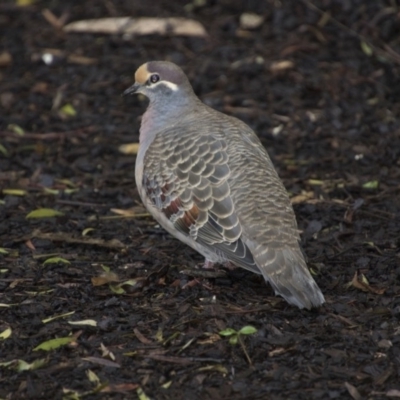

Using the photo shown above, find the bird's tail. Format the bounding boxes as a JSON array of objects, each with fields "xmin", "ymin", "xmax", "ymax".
[{"xmin": 259, "ymin": 247, "xmax": 325, "ymax": 309}]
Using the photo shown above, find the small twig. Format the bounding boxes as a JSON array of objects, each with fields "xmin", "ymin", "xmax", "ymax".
[
  {"xmin": 238, "ymin": 335, "xmax": 253, "ymax": 366},
  {"xmin": 142, "ymin": 354, "xmax": 224, "ymax": 364},
  {"xmin": 56, "ymin": 199, "xmax": 108, "ymax": 208},
  {"xmin": 42, "ymin": 9, "xmax": 69, "ymax": 30},
  {"xmin": 94, "ymin": 214, "xmax": 151, "ymax": 220}
]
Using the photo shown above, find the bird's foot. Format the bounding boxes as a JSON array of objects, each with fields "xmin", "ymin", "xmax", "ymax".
[
  {"xmin": 222, "ymin": 261, "xmax": 237, "ymax": 271},
  {"xmin": 202, "ymin": 259, "xmax": 216, "ymax": 269}
]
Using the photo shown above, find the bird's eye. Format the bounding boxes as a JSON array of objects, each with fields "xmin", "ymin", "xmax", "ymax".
[{"xmin": 150, "ymin": 74, "xmax": 160, "ymax": 84}]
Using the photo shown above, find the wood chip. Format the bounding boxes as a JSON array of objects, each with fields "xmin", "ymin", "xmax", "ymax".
[{"xmin": 64, "ymin": 17, "xmax": 208, "ymax": 38}]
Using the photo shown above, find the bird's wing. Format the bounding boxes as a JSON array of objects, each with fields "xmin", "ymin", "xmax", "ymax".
[
  {"xmin": 224, "ymin": 119, "xmax": 325, "ymax": 309},
  {"xmin": 142, "ymin": 132, "xmax": 259, "ymax": 274}
]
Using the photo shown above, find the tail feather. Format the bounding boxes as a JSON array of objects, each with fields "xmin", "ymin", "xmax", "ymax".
[{"xmin": 258, "ymin": 247, "xmax": 325, "ymax": 309}]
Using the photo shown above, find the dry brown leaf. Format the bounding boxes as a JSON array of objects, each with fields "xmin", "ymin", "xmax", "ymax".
[
  {"xmin": 345, "ymin": 381, "xmax": 362, "ymax": 400},
  {"xmin": 110, "ymin": 207, "xmax": 149, "ymax": 218},
  {"xmin": 197, "ymin": 333, "xmax": 220, "ymax": 345},
  {"xmin": 38, "ymin": 48, "xmax": 97, "ymax": 65},
  {"xmin": 268, "ymin": 346, "xmax": 296, "ymax": 357},
  {"xmin": 100, "ymin": 383, "xmax": 139, "ymax": 393},
  {"xmin": 349, "ymin": 271, "xmax": 386, "ymax": 295},
  {"xmin": 42, "ymin": 9, "xmax": 65, "ymax": 30},
  {"xmin": 91, "ymin": 271, "xmax": 119, "ymax": 286},
  {"xmin": 25, "ymin": 240, "xmax": 36, "ymax": 251},
  {"xmin": 134, "ymin": 328, "xmax": 153, "ymax": 344},
  {"xmin": 64, "ymin": 17, "xmax": 208, "ymax": 38},
  {"xmin": 67, "ymin": 54, "xmax": 97, "ymax": 65},
  {"xmin": 82, "ymin": 356, "xmax": 120, "ymax": 368},
  {"xmin": 290, "ymin": 191, "xmax": 314, "ymax": 204},
  {"xmin": 270, "ymin": 60, "xmax": 295, "ymax": 73}
]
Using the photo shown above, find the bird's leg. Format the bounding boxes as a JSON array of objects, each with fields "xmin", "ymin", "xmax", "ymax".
[
  {"xmin": 202, "ymin": 259, "xmax": 216, "ymax": 269},
  {"xmin": 179, "ymin": 258, "xmax": 225, "ymax": 287},
  {"xmin": 223, "ymin": 261, "xmax": 237, "ymax": 270}
]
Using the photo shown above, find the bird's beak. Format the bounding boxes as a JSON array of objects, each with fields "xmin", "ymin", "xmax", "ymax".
[{"xmin": 123, "ymin": 82, "xmax": 141, "ymax": 96}]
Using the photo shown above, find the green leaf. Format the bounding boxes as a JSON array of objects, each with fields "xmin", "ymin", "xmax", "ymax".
[
  {"xmin": 42, "ymin": 311, "xmax": 75, "ymax": 324},
  {"xmin": 137, "ymin": 387, "xmax": 151, "ymax": 400},
  {"xmin": 307, "ymin": 179, "xmax": 324, "ymax": 186},
  {"xmin": 239, "ymin": 326, "xmax": 257, "ymax": 335},
  {"xmin": 0, "ymin": 248, "xmax": 9, "ymax": 254},
  {"xmin": 64, "ymin": 188, "xmax": 78, "ymax": 194},
  {"xmin": 60, "ymin": 103, "xmax": 77, "ymax": 117},
  {"xmin": 68, "ymin": 319, "xmax": 97, "ymax": 327},
  {"xmin": 109, "ymin": 284, "xmax": 125, "ymax": 294},
  {"xmin": 7, "ymin": 123, "xmax": 25, "ymax": 135},
  {"xmin": 0, "ymin": 327, "xmax": 12, "ymax": 340},
  {"xmin": 119, "ymin": 279, "xmax": 139, "ymax": 287},
  {"xmin": 42, "ymin": 188, "xmax": 60, "ymax": 195},
  {"xmin": 26, "ymin": 208, "xmax": 64, "ymax": 218},
  {"xmin": 219, "ymin": 328, "xmax": 237, "ymax": 337},
  {"xmin": 101, "ymin": 264, "xmax": 110, "ymax": 272},
  {"xmin": 362, "ymin": 180, "xmax": 379, "ymax": 189},
  {"xmin": 25, "ymin": 289, "xmax": 54, "ymax": 295},
  {"xmin": 2, "ymin": 189, "xmax": 27, "ymax": 196},
  {"xmin": 82, "ymin": 228, "xmax": 95, "ymax": 236},
  {"xmin": 43, "ymin": 257, "xmax": 70, "ymax": 265},
  {"xmin": 229, "ymin": 335, "xmax": 238, "ymax": 345},
  {"xmin": 0, "ymin": 360, "xmax": 16, "ymax": 368},
  {"xmin": 56, "ymin": 178, "xmax": 77, "ymax": 187},
  {"xmin": 0, "ymin": 358, "xmax": 46, "ymax": 373},
  {"xmin": 198, "ymin": 364, "xmax": 228, "ymax": 374},
  {"xmin": 33, "ymin": 336, "xmax": 74, "ymax": 351},
  {"xmin": 360, "ymin": 273, "xmax": 369, "ymax": 285},
  {"xmin": 61, "ymin": 388, "xmax": 80, "ymax": 400},
  {"xmin": 86, "ymin": 369, "xmax": 100, "ymax": 384},
  {"xmin": 360, "ymin": 41, "xmax": 373, "ymax": 56},
  {"xmin": 0, "ymin": 143, "xmax": 8, "ymax": 156},
  {"xmin": 17, "ymin": 358, "xmax": 46, "ymax": 371},
  {"xmin": 161, "ymin": 380, "xmax": 172, "ymax": 389},
  {"xmin": 155, "ymin": 328, "xmax": 163, "ymax": 343}
]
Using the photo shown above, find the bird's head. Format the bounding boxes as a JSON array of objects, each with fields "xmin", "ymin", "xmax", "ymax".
[{"xmin": 124, "ymin": 61, "xmax": 195, "ymax": 105}]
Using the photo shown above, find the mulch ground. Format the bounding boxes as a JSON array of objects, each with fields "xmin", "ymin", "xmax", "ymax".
[{"xmin": 1, "ymin": 1, "xmax": 400, "ymax": 399}]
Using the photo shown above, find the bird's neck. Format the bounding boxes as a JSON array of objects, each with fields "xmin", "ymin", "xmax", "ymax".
[{"xmin": 139, "ymin": 97, "xmax": 200, "ymax": 143}]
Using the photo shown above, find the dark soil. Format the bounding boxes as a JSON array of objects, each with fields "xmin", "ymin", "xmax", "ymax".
[{"xmin": 1, "ymin": 1, "xmax": 400, "ymax": 399}]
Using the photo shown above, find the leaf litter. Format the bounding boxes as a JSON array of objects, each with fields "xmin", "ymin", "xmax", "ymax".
[{"xmin": 1, "ymin": 1, "xmax": 399, "ymax": 399}]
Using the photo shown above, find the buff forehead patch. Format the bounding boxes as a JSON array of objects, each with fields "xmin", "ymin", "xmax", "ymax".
[{"xmin": 135, "ymin": 64, "xmax": 150, "ymax": 84}]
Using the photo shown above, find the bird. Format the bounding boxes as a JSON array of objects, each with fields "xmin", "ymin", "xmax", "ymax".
[{"xmin": 123, "ymin": 60, "xmax": 325, "ymax": 309}]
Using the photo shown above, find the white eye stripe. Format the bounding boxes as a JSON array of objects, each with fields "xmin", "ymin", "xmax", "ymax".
[{"xmin": 150, "ymin": 81, "xmax": 178, "ymax": 91}]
